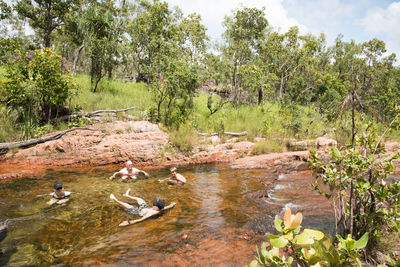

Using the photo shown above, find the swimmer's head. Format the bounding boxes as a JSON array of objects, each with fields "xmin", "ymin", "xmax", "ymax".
[
  {"xmin": 153, "ymin": 198, "xmax": 165, "ymax": 210},
  {"xmin": 54, "ymin": 182, "xmax": 62, "ymax": 190}
]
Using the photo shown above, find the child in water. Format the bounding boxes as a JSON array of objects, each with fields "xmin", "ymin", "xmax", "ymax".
[{"xmin": 47, "ymin": 182, "xmax": 71, "ymax": 205}]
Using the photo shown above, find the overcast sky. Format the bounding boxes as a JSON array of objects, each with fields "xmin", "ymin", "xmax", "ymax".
[{"xmin": 165, "ymin": 0, "xmax": 400, "ymax": 59}]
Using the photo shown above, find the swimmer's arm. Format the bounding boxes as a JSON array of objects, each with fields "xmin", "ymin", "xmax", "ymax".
[
  {"xmin": 119, "ymin": 213, "xmax": 156, "ymax": 226},
  {"xmin": 109, "ymin": 172, "xmax": 121, "ymax": 180},
  {"xmin": 139, "ymin": 170, "xmax": 149, "ymax": 177},
  {"xmin": 119, "ymin": 203, "xmax": 176, "ymax": 227}
]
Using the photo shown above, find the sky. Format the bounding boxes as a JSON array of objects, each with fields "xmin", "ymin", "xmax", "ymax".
[{"xmin": 165, "ymin": 0, "xmax": 400, "ymax": 59}]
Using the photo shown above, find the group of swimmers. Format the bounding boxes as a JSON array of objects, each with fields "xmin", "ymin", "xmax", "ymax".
[{"xmin": 48, "ymin": 160, "xmax": 186, "ymax": 226}]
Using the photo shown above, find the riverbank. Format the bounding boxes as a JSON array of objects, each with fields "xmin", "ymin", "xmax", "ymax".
[{"xmin": 0, "ymin": 120, "xmax": 398, "ymax": 182}]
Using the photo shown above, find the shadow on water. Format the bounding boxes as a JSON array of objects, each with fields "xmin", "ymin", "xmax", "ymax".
[{"xmin": 0, "ymin": 164, "xmax": 334, "ymax": 266}]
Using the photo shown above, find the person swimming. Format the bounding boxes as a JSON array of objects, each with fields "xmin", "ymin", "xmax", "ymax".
[
  {"xmin": 159, "ymin": 167, "xmax": 187, "ymax": 185},
  {"xmin": 47, "ymin": 182, "xmax": 71, "ymax": 205},
  {"xmin": 110, "ymin": 189, "xmax": 175, "ymax": 226},
  {"xmin": 109, "ymin": 160, "xmax": 149, "ymax": 181}
]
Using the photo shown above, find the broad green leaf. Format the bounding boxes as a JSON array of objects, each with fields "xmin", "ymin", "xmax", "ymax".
[
  {"xmin": 294, "ymin": 232, "xmax": 315, "ymax": 245},
  {"xmin": 303, "ymin": 229, "xmax": 325, "ymax": 241},
  {"xmin": 261, "ymin": 242, "xmax": 268, "ymax": 257},
  {"xmin": 353, "ymin": 232, "xmax": 368, "ymax": 250},
  {"xmin": 267, "ymin": 234, "xmax": 279, "ymax": 240},
  {"xmin": 274, "ymin": 218, "xmax": 283, "ymax": 232},
  {"xmin": 269, "ymin": 236, "xmax": 289, "ymax": 248},
  {"xmin": 294, "ymin": 225, "xmax": 302, "ymax": 234},
  {"xmin": 282, "ymin": 232, "xmax": 293, "ymax": 241}
]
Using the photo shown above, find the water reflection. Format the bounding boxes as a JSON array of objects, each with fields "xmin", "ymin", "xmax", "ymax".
[{"xmin": 0, "ymin": 165, "xmax": 334, "ymax": 266}]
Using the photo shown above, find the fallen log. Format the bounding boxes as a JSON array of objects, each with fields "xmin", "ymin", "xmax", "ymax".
[
  {"xmin": 196, "ymin": 131, "xmax": 248, "ymax": 136},
  {"xmin": 55, "ymin": 106, "xmax": 142, "ymax": 122},
  {"xmin": 0, "ymin": 127, "xmax": 102, "ymax": 152}
]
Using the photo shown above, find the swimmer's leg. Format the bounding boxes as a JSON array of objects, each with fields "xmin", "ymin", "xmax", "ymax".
[
  {"xmin": 123, "ymin": 189, "xmax": 146, "ymax": 205},
  {"xmin": 110, "ymin": 193, "xmax": 134, "ymax": 210}
]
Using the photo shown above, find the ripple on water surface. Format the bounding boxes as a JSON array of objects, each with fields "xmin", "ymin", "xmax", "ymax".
[{"xmin": 0, "ymin": 165, "xmax": 333, "ymax": 266}]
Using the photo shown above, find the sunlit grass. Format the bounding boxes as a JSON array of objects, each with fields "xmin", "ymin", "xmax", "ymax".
[
  {"xmin": 71, "ymin": 75, "xmax": 153, "ymax": 117},
  {"xmin": 191, "ymin": 93, "xmax": 331, "ymax": 142}
]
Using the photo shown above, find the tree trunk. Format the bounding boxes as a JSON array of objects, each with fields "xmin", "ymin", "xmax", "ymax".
[
  {"xmin": 258, "ymin": 87, "xmax": 263, "ymax": 106},
  {"xmin": 44, "ymin": 1, "xmax": 53, "ymax": 47},
  {"xmin": 351, "ymin": 92, "xmax": 355, "ymax": 148},
  {"xmin": 72, "ymin": 43, "xmax": 85, "ymax": 74}
]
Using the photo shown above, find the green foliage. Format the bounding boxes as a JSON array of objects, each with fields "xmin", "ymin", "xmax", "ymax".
[
  {"xmin": 250, "ymin": 208, "xmax": 368, "ymax": 267},
  {"xmin": 168, "ymin": 122, "xmax": 198, "ymax": 153},
  {"xmin": 309, "ymin": 132, "xmax": 400, "ymax": 253},
  {"xmin": 2, "ymin": 48, "xmax": 75, "ymax": 137},
  {"xmin": 14, "ymin": 0, "xmax": 80, "ymax": 47},
  {"xmin": 82, "ymin": 0, "xmax": 122, "ymax": 92}
]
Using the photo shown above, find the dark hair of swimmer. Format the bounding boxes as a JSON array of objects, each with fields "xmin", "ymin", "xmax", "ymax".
[
  {"xmin": 153, "ymin": 198, "xmax": 165, "ymax": 210},
  {"xmin": 54, "ymin": 182, "xmax": 63, "ymax": 190}
]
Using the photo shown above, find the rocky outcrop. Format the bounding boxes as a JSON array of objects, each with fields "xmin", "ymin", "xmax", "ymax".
[
  {"xmin": 230, "ymin": 151, "xmax": 310, "ymax": 172},
  {"xmin": 1, "ymin": 121, "xmax": 168, "ymax": 166},
  {"xmin": 3, "ymin": 119, "xmax": 398, "ymax": 181},
  {"xmin": 0, "ymin": 121, "xmax": 258, "ymax": 180},
  {"xmin": 288, "ymin": 137, "xmax": 337, "ymax": 150}
]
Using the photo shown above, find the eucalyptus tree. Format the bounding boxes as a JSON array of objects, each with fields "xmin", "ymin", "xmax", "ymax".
[
  {"xmin": 126, "ymin": 0, "xmax": 207, "ymax": 126},
  {"xmin": 14, "ymin": 0, "xmax": 80, "ymax": 47},
  {"xmin": 81, "ymin": 0, "xmax": 123, "ymax": 92},
  {"xmin": 222, "ymin": 6, "xmax": 269, "ymax": 106},
  {"xmin": 126, "ymin": 0, "xmax": 173, "ymax": 83},
  {"xmin": 332, "ymin": 37, "xmax": 396, "ymax": 146}
]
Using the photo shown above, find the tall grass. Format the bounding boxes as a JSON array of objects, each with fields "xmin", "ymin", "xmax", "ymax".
[
  {"xmin": 71, "ymin": 75, "xmax": 153, "ymax": 117},
  {"xmin": 191, "ymin": 93, "xmax": 331, "ymax": 141}
]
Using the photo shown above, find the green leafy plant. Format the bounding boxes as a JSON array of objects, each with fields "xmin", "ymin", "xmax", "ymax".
[
  {"xmin": 308, "ymin": 132, "xmax": 400, "ymax": 254},
  {"xmin": 249, "ymin": 208, "xmax": 369, "ymax": 267}
]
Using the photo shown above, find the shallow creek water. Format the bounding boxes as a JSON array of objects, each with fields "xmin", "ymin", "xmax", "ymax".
[{"xmin": 0, "ymin": 164, "xmax": 333, "ymax": 266}]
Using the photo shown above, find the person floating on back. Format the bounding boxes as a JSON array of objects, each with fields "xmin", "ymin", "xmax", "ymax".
[
  {"xmin": 110, "ymin": 189, "xmax": 175, "ymax": 226},
  {"xmin": 109, "ymin": 160, "xmax": 149, "ymax": 181},
  {"xmin": 159, "ymin": 167, "xmax": 187, "ymax": 185},
  {"xmin": 47, "ymin": 182, "xmax": 71, "ymax": 205}
]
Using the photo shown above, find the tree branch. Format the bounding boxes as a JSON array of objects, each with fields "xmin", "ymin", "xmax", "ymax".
[{"xmin": 0, "ymin": 127, "xmax": 102, "ymax": 153}]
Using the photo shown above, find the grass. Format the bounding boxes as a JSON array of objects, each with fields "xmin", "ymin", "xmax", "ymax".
[
  {"xmin": 71, "ymin": 75, "xmax": 153, "ymax": 118},
  {"xmin": 168, "ymin": 122, "xmax": 198, "ymax": 154},
  {"xmin": 191, "ymin": 92, "xmax": 332, "ymax": 142}
]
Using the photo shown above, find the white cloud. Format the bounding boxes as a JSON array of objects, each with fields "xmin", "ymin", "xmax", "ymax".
[
  {"xmin": 166, "ymin": 0, "xmax": 308, "ymax": 41},
  {"xmin": 361, "ymin": 2, "xmax": 400, "ymax": 57}
]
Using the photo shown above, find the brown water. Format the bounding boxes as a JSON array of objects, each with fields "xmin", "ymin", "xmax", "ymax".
[{"xmin": 0, "ymin": 164, "xmax": 333, "ymax": 266}]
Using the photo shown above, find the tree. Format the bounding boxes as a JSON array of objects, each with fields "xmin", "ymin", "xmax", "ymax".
[
  {"xmin": 3, "ymin": 48, "xmax": 75, "ymax": 137},
  {"xmin": 127, "ymin": 0, "xmax": 175, "ymax": 83},
  {"xmin": 14, "ymin": 0, "xmax": 80, "ymax": 47},
  {"xmin": 222, "ymin": 7, "xmax": 268, "ymax": 106},
  {"xmin": 332, "ymin": 37, "xmax": 395, "ymax": 147},
  {"xmin": 82, "ymin": 0, "xmax": 121, "ymax": 92}
]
